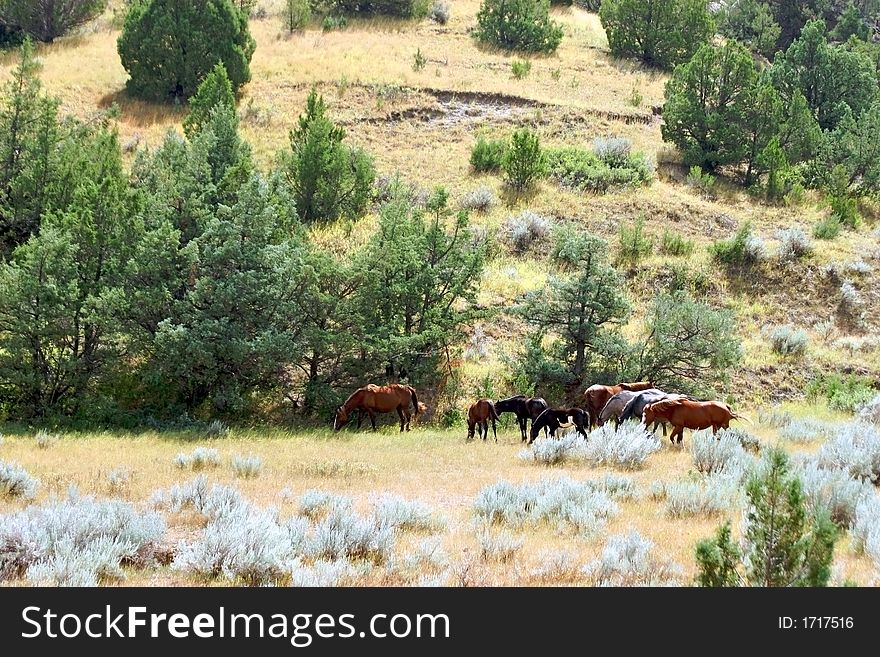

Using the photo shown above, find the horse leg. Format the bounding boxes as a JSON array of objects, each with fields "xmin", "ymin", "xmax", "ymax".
[
  {"xmin": 356, "ymin": 411, "xmax": 364, "ymax": 430},
  {"xmin": 396, "ymin": 407, "xmax": 406, "ymax": 432},
  {"xmin": 482, "ymin": 420, "xmax": 489, "ymax": 441},
  {"xmin": 491, "ymin": 418, "xmax": 497, "ymax": 442},
  {"xmin": 519, "ymin": 417, "xmax": 527, "ymax": 442},
  {"xmin": 368, "ymin": 410, "xmax": 377, "ymax": 431}
]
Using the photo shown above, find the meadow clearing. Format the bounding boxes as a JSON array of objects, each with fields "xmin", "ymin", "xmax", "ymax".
[{"xmin": 1, "ymin": 2, "xmax": 880, "ymax": 587}]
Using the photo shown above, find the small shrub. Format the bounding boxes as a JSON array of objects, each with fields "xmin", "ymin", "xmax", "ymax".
[
  {"xmin": 473, "ymin": 476, "xmax": 618, "ymax": 537},
  {"xmin": 107, "ymin": 467, "xmax": 130, "ymax": 493},
  {"xmin": 0, "ymin": 460, "xmax": 39, "ymax": 499},
  {"xmin": 660, "ymin": 474, "xmax": 742, "ymax": 518},
  {"xmin": 204, "ymin": 419, "xmax": 230, "ymax": 438},
  {"xmin": 297, "ymin": 489, "xmax": 353, "ymax": 519},
  {"xmin": 518, "ymin": 433, "xmax": 588, "ymax": 466},
  {"xmin": 470, "ymin": 137, "xmax": 507, "ymax": 173},
  {"xmin": 709, "ymin": 223, "xmax": 765, "ymax": 267},
  {"xmin": 617, "ymin": 216, "xmax": 653, "ymax": 267},
  {"xmin": 627, "ymin": 83, "xmax": 643, "ymax": 107},
  {"xmin": 372, "ymin": 494, "xmax": 445, "ymax": 532},
  {"xmin": 766, "ymin": 324, "xmax": 808, "ymax": 357},
  {"xmin": 528, "ymin": 549, "xmax": 583, "ymax": 583},
  {"xmin": 778, "ymin": 418, "xmax": 836, "ymax": 443},
  {"xmin": 806, "ymin": 374, "xmax": 875, "ymax": 413},
  {"xmin": 151, "ymin": 477, "xmax": 246, "ymax": 519},
  {"xmin": 231, "ymin": 454, "xmax": 263, "ymax": 478},
  {"xmin": 584, "ymin": 423, "xmax": 661, "ymax": 470},
  {"xmin": 322, "ymin": 14, "xmax": 347, "ymax": 31},
  {"xmin": 35, "ymin": 430, "xmax": 58, "ymax": 449},
  {"xmin": 690, "ymin": 430, "xmax": 752, "ymax": 477},
  {"xmin": 458, "ymin": 185, "xmax": 498, "ymax": 212},
  {"xmin": 475, "ymin": 0, "xmax": 564, "ymax": 53},
  {"xmin": 776, "ymin": 227, "xmax": 812, "ymax": 262},
  {"xmin": 799, "ymin": 461, "xmax": 871, "ymax": 528},
  {"xmin": 475, "ymin": 522, "xmax": 524, "ymax": 562},
  {"xmin": 846, "ymin": 260, "xmax": 874, "ymax": 276},
  {"xmin": 511, "ymin": 59, "xmax": 531, "ymax": 79},
  {"xmin": 758, "ymin": 407, "xmax": 793, "ymax": 429},
  {"xmin": 583, "ymin": 531, "xmax": 682, "ymax": 586},
  {"xmin": 815, "ymin": 421, "xmax": 880, "ymax": 483},
  {"xmin": 813, "ymin": 215, "xmax": 842, "ymax": 240},
  {"xmin": 503, "ymin": 210, "xmax": 554, "ymax": 254},
  {"xmin": 412, "ymin": 48, "xmax": 427, "ymax": 71},
  {"xmin": 309, "ymin": 508, "xmax": 395, "ymax": 564},
  {"xmin": 502, "ymin": 129, "xmax": 546, "ymax": 192},
  {"xmin": 686, "ymin": 166, "xmax": 715, "ymax": 197},
  {"xmin": 858, "ymin": 394, "xmax": 880, "ymax": 425},
  {"xmin": 660, "ymin": 230, "xmax": 695, "ymax": 257},
  {"xmin": 290, "ymin": 558, "xmax": 363, "ymax": 587},
  {"xmin": 283, "ymin": 0, "xmax": 311, "ymax": 32},
  {"xmin": 851, "ymin": 496, "xmax": 880, "ymax": 571},
  {"xmin": 593, "ymin": 137, "xmax": 632, "ymax": 168},
  {"xmin": 429, "ymin": 0, "xmax": 450, "ymax": 24},
  {"xmin": 175, "ymin": 447, "xmax": 221, "ymax": 471},
  {"xmin": 546, "ymin": 146, "xmax": 653, "ymax": 193},
  {"xmin": 839, "ymin": 281, "xmax": 862, "ymax": 315}
]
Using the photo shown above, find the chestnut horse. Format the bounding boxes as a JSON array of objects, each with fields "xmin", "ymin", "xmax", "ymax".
[
  {"xmin": 529, "ymin": 408, "xmax": 590, "ymax": 443},
  {"xmin": 334, "ymin": 384, "xmax": 420, "ymax": 432},
  {"xmin": 642, "ymin": 398, "xmax": 747, "ymax": 445},
  {"xmin": 467, "ymin": 399, "xmax": 499, "ymax": 442},
  {"xmin": 583, "ymin": 381, "xmax": 654, "ymax": 430}
]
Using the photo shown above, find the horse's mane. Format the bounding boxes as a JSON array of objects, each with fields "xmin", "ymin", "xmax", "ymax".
[{"xmin": 340, "ymin": 386, "xmax": 367, "ymax": 410}]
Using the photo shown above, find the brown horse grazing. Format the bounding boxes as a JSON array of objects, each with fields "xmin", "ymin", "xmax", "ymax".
[
  {"xmin": 529, "ymin": 408, "xmax": 590, "ymax": 443},
  {"xmin": 467, "ymin": 399, "xmax": 499, "ymax": 442},
  {"xmin": 334, "ymin": 384, "xmax": 420, "ymax": 432},
  {"xmin": 642, "ymin": 399, "xmax": 746, "ymax": 445},
  {"xmin": 583, "ymin": 381, "xmax": 654, "ymax": 430}
]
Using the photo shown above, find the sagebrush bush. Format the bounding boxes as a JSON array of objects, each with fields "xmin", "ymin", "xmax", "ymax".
[
  {"xmin": 297, "ymin": 489, "xmax": 353, "ymax": 519},
  {"xmin": 473, "ymin": 476, "xmax": 618, "ymax": 537},
  {"xmin": 475, "ymin": 0, "xmax": 563, "ymax": 53},
  {"xmin": 583, "ymin": 531, "xmax": 682, "ymax": 586},
  {"xmin": 290, "ymin": 558, "xmax": 364, "ymax": 587},
  {"xmin": 151, "ymin": 476, "xmax": 246, "ymax": 519},
  {"xmin": 204, "ymin": 419, "xmax": 230, "ymax": 438},
  {"xmin": 528, "ymin": 549, "xmax": 582, "ymax": 583},
  {"xmin": 470, "ymin": 137, "xmax": 507, "ymax": 173},
  {"xmin": 798, "ymin": 461, "xmax": 871, "ymax": 528},
  {"xmin": 593, "ymin": 136, "xmax": 632, "ymax": 167},
  {"xmin": 503, "ymin": 210, "xmax": 554, "ymax": 254},
  {"xmin": 709, "ymin": 223, "xmax": 765, "ymax": 267},
  {"xmin": 107, "ymin": 467, "xmax": 130, "ymax": 493},
  {"xmin": 776, "ymin": 227, "xmax": 812, "ymax": 262},
  {"xmin": 475, "ymin": 522, "xmax": 524, "ymax": 562},
  {"xmin": 660, "ymin": 229, "xmax": 695, "ymax": 257},
  {"xmin": 659, "ymin": 474, "xmax": 742, "ymax": 519},
  {"xmin": 858, "ymin": 394, "xmax": 880, "ymax": 425},
  {"xmin": 690, "ymin": 430, "xmax": 753, "ymax": 477},
  {"xmin": 458, "ymin": 185, "xmax": 498, "ymax": 212},
  {"xmin": 35, "ymin": 429, "xmax": 58, "ymax": 449},
  {"xmin": 839, "ymin": 281, "xmax": 862, "ymax": 313},
  {"xmin": 0, "ymin": 460, "xmax": 39, "ymax": 499},
  {"xmin": 372, "ymin": 494, "xmax": 445, "ymax": 532},
  {"xmin": 518, "ymin": 433, "xmax": 588, "ymax": 466},
  {"xmin": 309, "ymin": 507, "xmax": 395, "ymax": 564},
  {"xmin": 429, "ymin": 0, "xmax": 450, "ymax": 23},
  {"xmin": 851, "ymin": 496, "xmax": 880, "ymax": 571},
  {"xmin": 0, "ymin": 491, "xmax": 165, "ymax": 583},
  {"xmin": 546, "ymin": 146, "xmax": 653, "ymax": 193},
  {"xmin": 175, "ymin": 447, "xmax": 221, "ymax": 471},
  {"xmin": 766, "ymin": 324, "xmax": 809, "ymax": 357},
  {"xmin": 778, "ymin": 417, "xmax": 836, "ymax": 443},
  {"xmin": 584, "ymin": 423, "xmax": 661, "ymax": 470},
  {"xmin": 231, "ymin": 454, "xmax": 263, "ymax": 478},
  {"xmin": 816, "ymin": 421, "xmax": 880, "ymax": 483}
]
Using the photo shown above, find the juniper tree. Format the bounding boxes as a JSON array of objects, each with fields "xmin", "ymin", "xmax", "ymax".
[
  {"xmin": 183, "ymin": 63, "xmax": 236, "ymax": 139},
  {"xmin": 0, "ymin": 0, "xmax": 107, "ymax": 43}
]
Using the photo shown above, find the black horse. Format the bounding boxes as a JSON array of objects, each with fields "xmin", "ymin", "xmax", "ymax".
[
  {"xmin": 495, "ymin": 395, "xmax": 549, "ymax": 442},
  {"xmin": 529, "ymin": 408, "xmax": 590, "ymax": 444}
]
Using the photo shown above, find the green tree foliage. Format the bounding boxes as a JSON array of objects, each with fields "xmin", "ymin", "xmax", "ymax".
[
  {"xmin": 631, "ymin": 291, "xmax": 742, "ymax": 393},
  {"xmin": 777, "ymin": 90, "xmax": 824, "ymax": 164},
  {"xmin": 502, "ymin": 129, "xmax": 546, "ymax": 192},
  {"xmin": 183, "ymin": 63, "xmax": 236, "ymax": 139},
  {"xmin": 284, "ymin": 0, "xmax": 311, "ymax": 31},
  {"xmin": 475, "ymin": 0, "xmax": 563, "ymax": 53},
  {"xmin": 766, "ymin": 0, "xmax": 834, "ymax": 49},
  {"xmin": 825, "ymin": 97, "xmax": 880, "ymax": 194},
  {"xmin": 742, "ymin": 80, "xmax": 784, "ymax": 184},
  {"xmin": 697, "ymin": 448, "xmax": 837, "ymax": 587},
  {"xmin": 518, "ymin": 229, "xmax": 631, "ymax": 386},
  {"xmin": 281, "ymin": 89, "xmax": 375, "ymax": 224},
  {"xmin": 599, "ymin": 0, "xmax": 714, "ymax": 68},
  {"xmin": 0, "ymin": 0, "xmax": 107, "ymax": 43},
  {"xmin": 717, "ymin": 0, "xmax": 782, "ymax": 59},
  {"xmin": 829, "ymin": 2, "xmax": 870, "ymax": 41},
  {"xmin": 0, "ymin": 126, "xmax": 137, "ymax": 418},
  {"xmin": 769, "ymin": 20, "xmax": 877, "ymax": 130},
  {"xmin": 661, "ymin": 41, "xmax": 758, "ymax": 171},
  {"xmin": 354, "ymin": 186, "xmax": 486, "ymax": 383},
  {"xmin": 0, "ymin": 41, "xmax": 62, "ymax": 255},
  {"xmin": 117, "ymin": 0, "xmax": 256, "ymax": 102},
  {"xmin": 758, "ymin": 136, "xmax": 789, "ymax": 200}
]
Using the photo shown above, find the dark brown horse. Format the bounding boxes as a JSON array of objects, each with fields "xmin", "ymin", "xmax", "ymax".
[
  {"xmin": 467, "ymin": 399, "xmax": 499, "ymax": 442},
  {"xmin": 529, "ymin": 408, "xmax": 590, "ymax": 443},
  {"xmin": 334, "ymin": 384, "xmax": 420, "ymax": 432},
  {"xmin": 583, "ymin": 381, "xmax": 654, "ymax": 430},
  {"xmin": 495, "ymin": 395, "xmax": 549, "ymax": 442},
  {"xmin": 642, "ymin": 398, "xmax": 747, "ymax": 445}
]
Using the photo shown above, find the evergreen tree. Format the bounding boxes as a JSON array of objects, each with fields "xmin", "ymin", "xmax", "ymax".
[
  {"xmin": 829, "ymin": 1, "xmax": 870, "ymax": 41},
  {"xmin": 777, "ymin": 90, "xmax": 824, "ymax": 164},
  {"xmin": 718, "ymin": 0, "xmax": 782, "ymax": 59},
  {"xmin": 742, "ymin": 80, "xmax": 784, "ymax": 185},
  {"xmin": 474, "ymin": 0, "xmax": 563, "ymax": 53},
  {"xmin": 661, "ymin": 41, "xmax": 759, "ymax": 171},
  {"xmin": 282, "ymin": 89, "xmax": 375, "ymax": 224},
  {"xmin": 117, "ymin": 0, "xmax": 256, "ymax": 102},
  {"xmin": 0, "ymin": 0, "xmax": 107, "ymax": 43},
  {"xmin": 183, "ymin": 62, "xmax": 236, "ymax": 139},
  {"xmin": 502, "ymin": 129, "xmax": 546, "ymax": 192},
  {"xmin": 600, "ymin": 0, "xmax": 714, "ymax": 68}
]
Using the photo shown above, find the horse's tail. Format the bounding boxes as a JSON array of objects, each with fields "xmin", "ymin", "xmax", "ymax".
[
  {"xmin": 731, "ymin": 413, "xmax": 754, "ymax": 426},
  {"xmin": 489, "ymin": 401, "xmax": 500, "ymax": 422},
  {"xmin": 409, "ymin": 386, "xmax": 420, "ymax": 416}
]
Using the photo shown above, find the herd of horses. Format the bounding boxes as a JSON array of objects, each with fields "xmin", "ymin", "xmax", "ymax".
[{"xmin": 333, "ymin": 381, "xmax": 747, "ymax": 445}]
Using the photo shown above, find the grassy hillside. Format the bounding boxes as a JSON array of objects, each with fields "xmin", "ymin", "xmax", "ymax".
[{"xmin": 0, "ymin": 1, "xmax": 878, "ymax": 406}]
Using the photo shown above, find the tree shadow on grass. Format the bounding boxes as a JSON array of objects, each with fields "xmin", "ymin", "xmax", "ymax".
[{"xmin": 98, "ymin": 88, "xmax": 186, "ymax": 128}]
